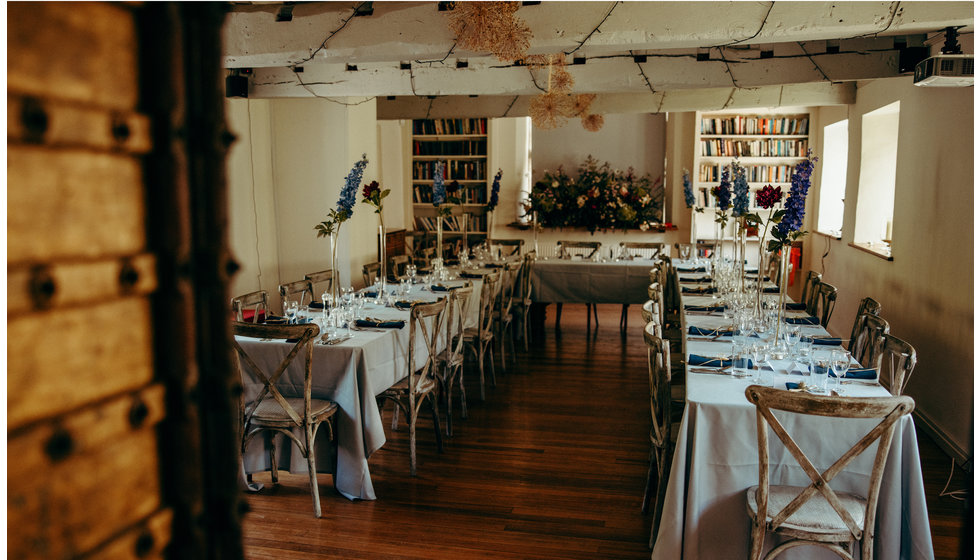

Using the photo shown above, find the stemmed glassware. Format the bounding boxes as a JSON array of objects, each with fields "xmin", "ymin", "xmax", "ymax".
[
  {"xmin": 680, "ymin": 244, "xmax": 691, "ymax": 261},
  {"xmin": 285, "ymin": 299, "xmax": 299, "ymax": 324},
  {"xmin": 830, "ymin": 349, "xmax": 851, "ymax": 393}
]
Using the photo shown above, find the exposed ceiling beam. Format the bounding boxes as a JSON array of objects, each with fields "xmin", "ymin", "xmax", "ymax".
[{"xmin": 374, "ymin": 82, "xmax": 857, "ymax": 119}]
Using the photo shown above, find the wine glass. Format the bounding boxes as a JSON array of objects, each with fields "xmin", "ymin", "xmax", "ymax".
[
  {"xmin": 830, "ymin": 349, "xmax": 852, "ymax": 392},
  {"xmin": 680, "ymin": 244, "xmax": 691, "ymax": 261},
  {"xmin": 285, "ymin": 299, "xmax": 298, "ymax": 324},
  {"xmin": 750, "ymin": 343, "xmax": 771, "ymax": 385},
  {"xmin": 784, "ymin": 325, "xmax": 801, "ymax": 353}
]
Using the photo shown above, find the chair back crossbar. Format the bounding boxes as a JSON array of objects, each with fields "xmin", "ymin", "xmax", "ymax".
[
  {"xmin": 873, "ymin": 334, "xmax": 917, "ymax": 396},
  {"xmin": 279, "ymin": 279, "xmax": 315, "ymax": 311},
  {"xmin": 232, "ymin": 290, "xmax": 269, "ymax": 323},
  {"xmin": 557, "ymin": 240, "xmax": 601, "ymax": 259}
]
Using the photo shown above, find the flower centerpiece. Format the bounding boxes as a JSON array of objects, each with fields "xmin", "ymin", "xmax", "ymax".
[
  {"xmin": 361, "ymin": 179, "xmax": 390, "ymax": 291},
  {"xmin": 730, "ymin": 160, "xmax": 750, "ymax": 280},
  {"xmin": 315, "ymin": 153, "xmax": 369, "ymax": 305},
  {"xmin": 683, "ymin": 167, "xmax": 703, "ymax": 249},
  {"xmin": 486, "ymin": 169, "xmax": 503, "ymax": 243},
  {"xmin": 711, "ymin": 166, "xmax": 732, "ymax": 260},
  {"xmin": 745, "ymin": 184, "xmax": 783, "ymax": 309}
]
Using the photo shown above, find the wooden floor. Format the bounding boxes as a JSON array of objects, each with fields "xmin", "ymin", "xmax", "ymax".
[{"xmin": 242, "ymin": 304, "xmax": 969, "ymax": 559}]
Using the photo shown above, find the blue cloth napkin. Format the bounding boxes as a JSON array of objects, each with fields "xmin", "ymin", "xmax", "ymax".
[
  {"xmin": 684, "ymin": 304, "xmax": 726, "ymax": 312},
  {"xmin": 762, "ymin": 286, "xmax": 781, "ymax": 293},
  {"xmin": 785, "ymin": 316, "xmax": 820, "ymax": 326},
  {"xmin": 430, "ymin": 284, "xmax": 450, "ymax": 292},
  {"xmin": 362, "ymin": 291, "xmax": 378, "ymax": 298},
  {"xmin": 483, "ymin": 263, "xmax": 503, "ymax": 268},
  {"xmin": 785, "ymin": 382, "xmax": 804, "ymax": 390},
  {"xmin": 460, "ymin": 271, "xmax": 484, "ymax": 279},
  {"xmin": 784, "ymin": 302, "xmax": 807, "ymax": 311},
  {"xmin": 688, "ymin": 326, "xmax": 732, "ymax": 337},
  {"xmin": 355, "ymin": 318, "xmax": 405, "ymax": 329},
  {"xmin": 682, "ymin": 286, "xmax": 716, "ymax": 294},
  {"xmin": 677, "ymin": 266, "xmax": 707, "ymax": 272},
  {"xmin": 802, "ymin": 336, "xmax": 843, "ymax": 346},
  {"xmin": 308, "ymin": 302, "xmax": 325, "ymax": 310},
  {"xmin": 687, "ymin": 354, "xmax": 753, "ymax": 368},
  {"xmin": 842, "ymin": 367, "xmax": 877, "ymax": 379},
  {"xmin": 680, "ymin": 277, "xmax": 713, "ymax": 283}
]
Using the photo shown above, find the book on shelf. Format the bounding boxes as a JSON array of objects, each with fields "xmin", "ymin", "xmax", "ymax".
[
  {"xmin": 412, "ymin": 139, "xmax": 487, "ymax": 156},
  {"xmin": 412, "ymin": 118, "xmax": 488, "ymax": 135},
  {"xmin": 698, "ymin": 163, "xmax": 796, "ymax": 183},
  {"xmin": 700, "ymin": 116, "xmax": 809, "ymax": 136},
  {"xmin": 700, "ymin": 138, "xmax": 809, "ymax": 157}
]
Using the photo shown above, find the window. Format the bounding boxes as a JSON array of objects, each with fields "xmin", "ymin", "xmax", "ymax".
[
  {"xmin": 853, "ymin": 101, "xmax": 900, "ymax": 257},
  {"xmin": 816, "ymin": 120, "xmax": 848, "ymax": 237}
]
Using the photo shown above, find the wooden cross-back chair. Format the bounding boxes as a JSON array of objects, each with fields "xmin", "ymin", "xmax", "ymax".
[
  {"xmin": 800, "ymin": 271, "xmax": 823, "ymax": 313},
  {"xmin": 743, "ymin": 385, "xmax": 914, "ymax": 560},
  {"xmin": 849, "ymin": 314, "xmax": 890, "ymax": 368},
  {"xmin": 642, "ymin": 323, "xmax": 674, "ymax": 549},
  {"xmin": 620, "ymin": 241, "xmax": 665, "ymax": 260},
  {"xmin": 377, "ymin": 299, "xmax": 447, "ymax": 476},
  {"xmin": 305, "ymin": 270, "xmax": 334, "ymax": 302},
  {"xmin": 362, "ymin": 261, "xmax": 381, "ymax": 287},
  {"xmin": 872, "ymin": 334, "xmax": 918, "ymax": 396},
  {"xmin": 809, "ymin": 282, "xmax": 839, "ymax": 328},
  {"xmin": 436, "ymin": 283, "xmax": 473, "ymax": 436},
  {"xmin": 847, "ymin": 297, "xmax": 882, "ymax": 351},
  {"xmin": 557, "ymin": 240, "xmax": 601, "ymax": 259},
  {"xmin": 232, "ymin": 322, "xmax": 339, "ymax": 518},
  {"xmin": 513, "ymin": 251, "xmax": 536, "ymax": 351},
  {"xmin": 494, "ymin": 260, "xmax": 523, "ymax": 371},
  {"xmin": 489, "ymin": 238, "xmax": 524, "ymax": 258},
  {"xmin": 279, "ymin": 278, "xmax": 315, "ymax": 312},
  {"xmin": 673, "ymin": 242, "xmax": 695, "ymax": 260},
  {"xmin": 463, "ymin": 270, "xmax": 499, "ymax": 401},
  {"xmin": 232, "ymin": 290, "xmax": 269, "ymax": 323},
  {"xmin": 388, "ymin": 254, "xmax": 410, "ymax": 281}
]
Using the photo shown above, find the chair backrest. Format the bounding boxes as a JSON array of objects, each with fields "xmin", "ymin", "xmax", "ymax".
[
  {"xmin": 489, "ymin": 238, "xmax": 524, "ymax": 257},
  {"xmin": 362, "ymin": 261, "xmax": 381, "ymax": 287},
  {"xmin": 744, "ymin": 385, "xmax": 914, "ymax": 544},
  {"xmin": 620, "ymin": 241, "xmax": 665, "ymax": 260},
  {"xmin": 232, "ymin": 322, "xmax": 320, "ymax": 430},
  {"xmin": 872, "ymin": 334, "xmax": 917, "ymax": 396},
  {"xmin": 647, "ymin": 282, "xmax": 666, "ymax": 326},
  {"xmin": 850, "ymin": 314, "xmax": 890, "ymax": 368},
  {"xmin": 674, "ymin": 242, "xmax": 695, "ymax": 259},
  {"xmin": 388, "ymin": 254, "xmax": 410, "ymax": 280},
  {"xmin": 764, "ymin": 252, "xmax": 779, "ymax": 283},
  {"xmin": 557, "ymin": 240, "xmax": 601, "ymax": 259},
  {"xmin": 811, "ymin": 281, "xmax": 839, "ymax": 327},
  {"xmin": 642, "ymin": 323, "xmax": 672, "ymax": 450},
  {"xmin": 848, "ymin": 296, "xmax": 882, "ymax": 347},
  {"xmin": 279, "ymin": 279, "xmax": 314, "ymax": 311},
  {"xmin": 519, "ymin": 252, "xmax": 536, "ymax": 305},
  {"xmin": 445, "ymin": 283, "xmax": 473, "ymax": 364},
  {"xmin": 232, "ymin": 290, "xmax": 269, "ymax": 323},
  {"xmin": 477, "ymin": 271, "xmax": 500, "ymax": 338},
  {"xmin": 408, "ymin": 299, "xmax": 447, "ymax": 393},
  {"xmin": 496, "ymin": 260, "xmax": 523, "ymax": 320},
  {"xmin": 800, "ymin": 271, "xmax": 823, "ymax": 311},
  {"xmin": 305, "ymin": 269, "xmax": 334, "ymax": 301}
]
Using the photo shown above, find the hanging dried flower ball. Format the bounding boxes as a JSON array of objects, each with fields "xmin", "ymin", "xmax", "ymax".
[
  {"xmin": 530, "ymin": 91, "xmax": 572, "ymax": 129},
  {"xmin": 446, "ymin": 1, "xmax": 531, "ymax": 63},
  {"xmin": 581, "ymin": 113, "xmax": 605, "ymax": 132},
  {"xmin": 571, "ymin": 93, "xmax": 596, "ymax": 117},
  {"xmin": 550, "ymin": 63, "xmax": 574, "ymax": 93},
  {"xmin": 492, "ymin": 19, "xmax": 532, "ymax": 62}
]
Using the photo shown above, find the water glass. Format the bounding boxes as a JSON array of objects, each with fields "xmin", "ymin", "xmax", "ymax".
[
  {"xmin": 830, "ymin": 349, "xmax": 852, "ymax": 390},
  {"xmin": 732, "ymin": 343, "xmax": 752, "ymax": 379},
  {"xmin": 809, "ymin": 350, "xmax": 832, "ymax": 395},
  {"xmin": 285, "ymin": 300, "xmax": 298, "ymax": 324},
  {"xmin": 784, "ymin": 325, "xmax": 801, "ymax": 354}
]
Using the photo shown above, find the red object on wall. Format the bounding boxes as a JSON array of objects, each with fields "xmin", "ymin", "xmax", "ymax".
[{"xmin": 789, "ymin": 246, "xmax": 802, "ymax": 286}]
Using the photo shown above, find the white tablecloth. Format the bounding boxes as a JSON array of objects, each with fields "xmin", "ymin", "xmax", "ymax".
[
  {"xmin": 531, "ymin": 258, "xmax": 656, "ymax": 304},
  {"xmin": 651, "ymin": 278, "xmax": 934, "ymax": 559},
  {"xmin": 239, "ymin": 280, "xmax": 479, "ymax": 500}
]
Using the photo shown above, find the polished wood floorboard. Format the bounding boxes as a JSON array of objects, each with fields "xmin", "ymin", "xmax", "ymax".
[{"xmin": 242, "ymin": 304, "xmax": 969, "ymax": 559}]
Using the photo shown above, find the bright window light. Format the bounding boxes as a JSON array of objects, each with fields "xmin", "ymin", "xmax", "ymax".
[
  {"xmin": 816, "ymin": 120, "xmax": 848, "ymax": 237},
  {"xmin": 854, "ymin": 101, "xmax": 900, "ymax": 254}
]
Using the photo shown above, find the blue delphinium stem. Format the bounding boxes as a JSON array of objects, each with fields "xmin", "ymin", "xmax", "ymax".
[
  {"xmin": 683, "ymin": 168, "xmax": 697, "ymax": 209},
  {"xmin": 731, "ymin": 161, "xmax": 749, "ymax": 217},
  {"xmin": 716, "ymin": 167, "xmax": 731, "ymax": 211},
  {"xmin": 775, "ymin": 151, "xmax": 816, "ymax": 239},
  {"xmin": 488, "ymin": 169, "xmax": 502, "ymax": 211},
  {"xmin": 336, "ymin": 153, "xmax": 368, "ymax": 220},
  {"xmin": 432, "ymin": 161, "xmax": 446, "ymax": 205}
]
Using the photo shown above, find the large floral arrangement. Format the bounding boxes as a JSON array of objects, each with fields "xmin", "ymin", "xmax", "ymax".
[{"xmin": 527, "ymin": 156, "xmax": 665, "ymax": 233}]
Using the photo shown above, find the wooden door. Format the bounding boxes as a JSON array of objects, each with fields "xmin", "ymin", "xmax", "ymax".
[{"xmin": 8, "ymin": 3, "xmax": 242, "ymax": 558}]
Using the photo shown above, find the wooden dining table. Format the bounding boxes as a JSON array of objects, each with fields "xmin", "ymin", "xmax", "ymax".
[
  {"xmin": 651, "ymin": 262, "xmax": 934, "ymax": 559},
  {"xmin": 238, "ymin": 276, "xmax": 483, "ymax": 500}
]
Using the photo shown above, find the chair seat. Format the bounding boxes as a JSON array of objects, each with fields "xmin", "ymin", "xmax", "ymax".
[
  {"xmin": 252, "ymin": 397, "xmax": 338, "ymax": 425},
  {"xmin": 746, "ymin": 484, "xmax": 867, "ymax": 536},
  {"xmin": 463, "ymin": 327, "xmax": 493, "ymax": 342},
  {"xmin": 384, "ymin": 372, "xmax": 438, "ymax": 395}
]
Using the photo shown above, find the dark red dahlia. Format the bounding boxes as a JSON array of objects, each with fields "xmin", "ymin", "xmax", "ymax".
[{"xmin": 755, "ymin": 184, "xmax": 782, "ymax": 210}]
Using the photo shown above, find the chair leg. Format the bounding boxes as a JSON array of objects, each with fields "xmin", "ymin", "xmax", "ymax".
[
  {"xmin": 409, "ymin": 402, "xmax": 418, "ymax": 476},
  {"xmin": 641, "ymin": 446, "xmax": 656, "ymax": 514},
  {"xmin": 486, "ymin": 341, "xmax": 496, "ymax": 388},
  {"xmin": 428, "ymin": 393, "xmax": 443, "ymax": 452},
  {"xmin": 459, "ymin": 364, "xmax": 469, "ymax": 419},
  {"xmin": 477, "ymin": 345, "xmax": 486, "ymax": 401},
  {"xmin": 649, "ymin": 452, "xmax": 670, "ymax": 549},
  {"xmin": 523, "ymin": 312, "xmax": 530, "ymax": 352},
  {"xmin": 269, "ymin": 436, "xmax": 279, "ymax": 484},
  {"xmin": 592, "ymin": 303, "xmax": 599, "ymax": 325},
  {"xmin": 444, "ymin": 372, "xmax": 455, "ymax": 437},
  {"xmin": 555, "ymin": 302, "xmax": 563, "ymax": 328},
  {"xmin": 390, "ymin": 400, "xmax": 400, "ymax": 431},
  {"xmin": 620, "ymin": 304, "xmax": 629, "ymax": 332},
  {"xmin": 305, "ymin": 426, "xmax": 322, "ymax": 518},
  {"xmin": 749, "ymin": 517, "xmax": 766, "ymax": 560}
]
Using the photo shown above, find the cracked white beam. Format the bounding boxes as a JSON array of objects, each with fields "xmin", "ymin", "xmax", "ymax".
[
  {"xmin": 373, "ymin": 82, "xmax": 856, "ymax": 119},
  {"xmin": 247, "ymin": 47, "xmax": 897, "ymax": 98},
  {"xmin": 223, "ymin": 1, "xmax": 972, "ymax": 68}
]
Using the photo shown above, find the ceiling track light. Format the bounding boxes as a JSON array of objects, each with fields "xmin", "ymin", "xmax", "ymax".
[
  {"xmin": 573, "ymin": 57, "xmax": 586, "ymax": 65},
  {"xmin": 633, "ymin": 54, "xmax": 648, "ymax": 63},
  {"xmin": 826, "ymin": 40, "xmax": 840, "ymax": 54},
  {"xmin": 696, "ymin": 48, "xmax": 710, "ymax": 62},
  {"xmin": 400, "ymin": 62, "xmax": 412, "ymax": 70},
  {"xmin": 346, "ymin": 64, "xmax": 358, "ymax": 71},
  {"xmin": 456, "ymin": 59, "xmax": 469, "ymax": 68},
  {"xmin": 276, "ymin": 5, "xmax": 294, "ymax": 22}
]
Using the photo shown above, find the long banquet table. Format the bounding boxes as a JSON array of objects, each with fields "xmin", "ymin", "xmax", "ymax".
[
  {"xmin": 651, "ymin": 264, "xmax": 934, "ymax": 559},
  {"xmin": 239, "ymin": 277, "xmax": 482, "ymax": 500},
  {"xmin": 531, "ymin": 257, "xmax": 657, "ymax": 304}
]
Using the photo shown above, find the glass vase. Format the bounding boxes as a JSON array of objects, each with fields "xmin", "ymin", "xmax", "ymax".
[
  {"xmin": 436, "ymin": 212, "xmax": 444, "ymax": 261},
  {"xmin": 774, "ymin": 246, "xmax": 791, "ymax": 342},
  {"xmin": 461, "ymin": 212, "xmax": 469, "ymax": 257},
  {"xmin": 532, "ymin": 211, "xmax": 539, "ymax": 256},
  {"xmin": 329, "ymin": 230, "xmax": 340, "ymax": 308},
  {"xmin": 378, "ymin": 215, "xmax": 387, "ymax": 295}
]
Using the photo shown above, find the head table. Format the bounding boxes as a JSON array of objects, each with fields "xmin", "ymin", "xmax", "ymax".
[
  {"xmin": 530, "ymin": 257, "xmax": 657, "ymax": 304},
  {"xmin": 651, "ymin": 262, "xmax": 933, "ymax": 559},
  {"xmin": 238, "ymin": 273, "xmax": 485, "ymax": 500}
]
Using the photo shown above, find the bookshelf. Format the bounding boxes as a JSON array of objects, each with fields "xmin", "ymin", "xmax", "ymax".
[
  {"xmin": 410, "ymin": 118, "xmax": 490, "ymax": 244},
  {"xmin": 692, "ymin": 108, "xmax": 812, "ymax": 241}
]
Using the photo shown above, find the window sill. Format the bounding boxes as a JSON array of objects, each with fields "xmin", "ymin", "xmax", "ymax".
[
  {"xmin": 848, "ymin": 242, "xmax": 894, "ymax": 261},
  {"xmin": 814, "ymin": 230, "xmax": 842, "ymax": 241}
]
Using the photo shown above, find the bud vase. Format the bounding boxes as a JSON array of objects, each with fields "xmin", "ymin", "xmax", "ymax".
[
  {"xmin": 436, "ymin": 215, "xmax": 444, "ymax": 261},
  {"xmin": 461, "ymin": 213, "xmax": 469, "ymax": 257},
  {"xmin": 532, "ymin": 211, "xmax": 539, "ymax": 256},
  {"xmin": 329, "ymin": 230, "xmax": 340, "ymax": 308},
  {"xmin": 378, "ymin": 218, "xmax": 387, "ymax": 294},
  {"xmin": 774, "ymin": 246, "xmax": 791, "ymax": 342}
]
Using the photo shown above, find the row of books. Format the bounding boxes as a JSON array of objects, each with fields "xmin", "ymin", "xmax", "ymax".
[
  {"xmin": 414, "ymin": 214, "xmax": 488, "ymax": 233},
  {"xmin": 413, "ymin": 184, "xmax": 487, "ymax": 204},
  {"xmin": 698, "ymin": 163, "xmax": 797, "ymax": 183},
  {"xmin": 412, "ymin": 139, "xmax": 487, "ymax": 156},
  {"xmin": 700, "ymin": 138, "xmax": 810, "ymax": 157},
  {"xmin": 701, "ymin": 116, "xmax": 809, "ymax": 136},
  {"xmin": 412, "ymin": 118, "xmax": 488, "ymax": 135},
  {"xmin": 412, "ymin": 160, "xmax": 487, "ymax": 180}
]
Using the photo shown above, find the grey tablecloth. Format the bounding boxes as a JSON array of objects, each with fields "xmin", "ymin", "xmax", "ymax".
[{"xmin": 531, "ymin": 258, "xmax": 655, "ymax": 304}]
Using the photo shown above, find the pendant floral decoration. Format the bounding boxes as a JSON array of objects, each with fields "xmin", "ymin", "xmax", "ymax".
[
  {"xmin": 315, "ymin": 154, "xmax": 368, "ymax": 237},
  {"xmin": 527, "ymin": 155, "xmax": 667, "ymax": 233},
  {"xmin": 445, "ymin": 1, "xmax": 531, "ymax": 63},
  {"xmin": 487, "ymin": 169, "xmax": 503, "ymax": 212}
]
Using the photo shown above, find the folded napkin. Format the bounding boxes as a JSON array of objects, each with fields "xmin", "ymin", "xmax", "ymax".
[
  {"xmin": 681, "ymin": 286, "xmax": 716, "ymax": 294},
  {"xmin": 688, "ymin": 354, "xmax": 753, "ymax": 368},
  {"xmin": 460, "ymin": 271, "xmax": 484, "ymax": 279},
  {"xmin": 680, "ymin": 277, "xmax": 713, "ymax": 283},
  {"xmin": 241, "ymin": 309, "xmax": 266, "ymax": 323},
  {"xmin": 395, "ymin": 300, "xmax": 427, "ymax": 309},
  {"xmin": 762, "ymin": 286, "xmax": 781, "ymax": 293},
  {"xmin": 264, "ymin": 315, "xmax": 287, "ymax": 324},
  {"xmin": 785, "ymin": 316, "xmax": 820, "ymax": 326},
  {"xmin": 430, "ymin": 284, "xmax": 450, "ymax": 292},
  {"xmin": 687, "ymin": 326, "xmax": 732, "ymax": 337},
  {"xmin": 362, "ymin": 291, "xmax": 379, "ymax": 298},
  {"xmin": 677, "ymin": 266, "xmax": 707, "ymax": 272},
  {"xmin": 785, "ymin": 382, "xmax": 805, "ymax": 390},
  {"xmin": 841, "ymin": 367, "xmax": 877, "ymax": 380},
  {"xmin": 355, "ymin": 318, "xmax": 405, "ymax": 329},
  {"xmin": 308, "ymin": 302, "xmax": 325, "ymax": 310},
  {"xmin": 483, "ymin": 263, "xmax": 503, "ymax": 268},
  {"xmin": 784, "ymin": 302, "xmax": 807, "ymax": 311},
  {"xmin": 802, "ymin": 336, "xmax": 843, "ymax": 346},
  {"xmin": 684, "ymin": 304, "xmax": 726, "ymax": 312}
]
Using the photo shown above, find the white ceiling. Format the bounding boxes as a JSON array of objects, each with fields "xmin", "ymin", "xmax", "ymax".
[{"xmin": 222, "ymin": 1, "xmax": 974, "ymax": 117}]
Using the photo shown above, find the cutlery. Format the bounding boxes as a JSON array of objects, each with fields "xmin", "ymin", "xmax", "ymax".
[
  {"xmin": 318, "ymin": 334, "xmax": 353, "ymax": 345},
  {"xmin": 689, "ymin": 367, "xmax": 732, "ymax": 375}
]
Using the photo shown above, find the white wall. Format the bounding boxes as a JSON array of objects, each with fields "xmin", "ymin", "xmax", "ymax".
[
  {"xmin": 226, "ymin": 97, "xmax": 381, "ymax": 312},
  {"xmin": 804, "ymin": 77, "xmax": 973, "ymax": 461}
]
